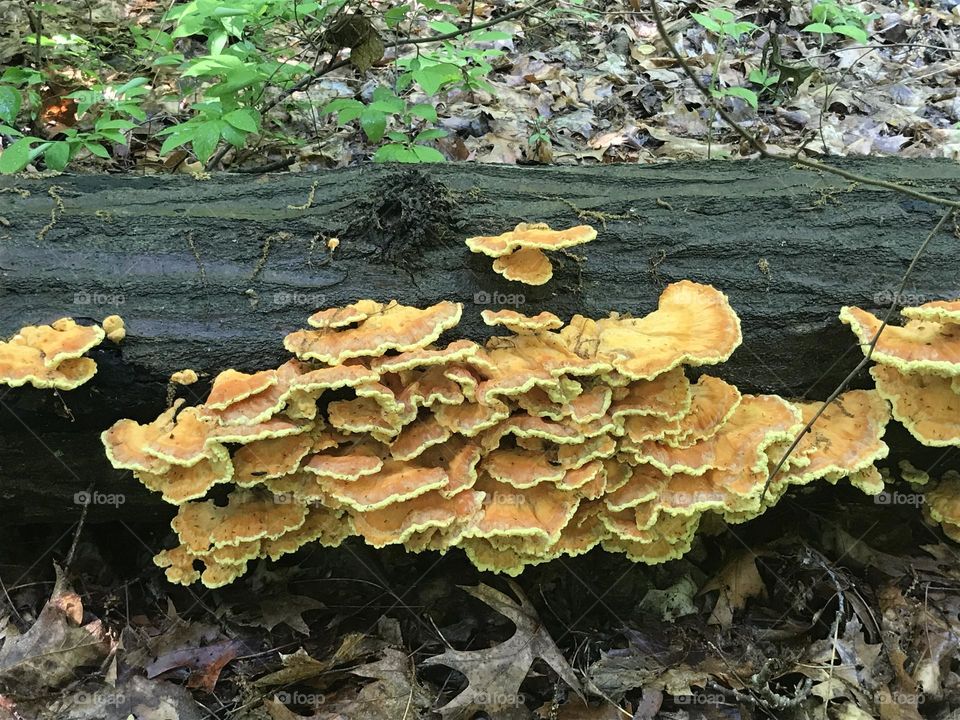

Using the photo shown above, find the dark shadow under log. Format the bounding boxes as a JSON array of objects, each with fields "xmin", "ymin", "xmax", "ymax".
[{"xmin": 0, "ymin": 158, "xmax": 958, "ymax": 521}]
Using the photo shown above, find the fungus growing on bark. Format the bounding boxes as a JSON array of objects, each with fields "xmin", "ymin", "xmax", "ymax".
[
  {"xmin": 285, "ymin": 300, "xmax": 463, "ymax": 363},
  {"xmin": 481, "ymin": 309, "xmax": 564, "ymax": 333},
  {"xmin": 466, "ymin": 222, "xmax": 597, "ymax": 285},
  {"xmin": 840, "ymin": 305, "xmax": 960, "ymax": 375},
  {"xmin": 102, "ymin": 276, "xmax": 899, "ymax": 587},
  {"xmin": 102, "ymin": 314, "xmax": 126, "ymax": 343},
  {"xmin": 170, "ymin": 369, "xmax": 199, "ymax": 386},
  {"xmin": 1, "ymin": 317, "xmax": 106, "ymax": 390},
  {"xmin": 870, "ymin": 366, "xmax": 960, "ymax": 447}
]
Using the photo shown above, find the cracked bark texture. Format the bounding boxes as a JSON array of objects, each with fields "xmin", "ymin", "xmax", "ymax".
[{"xmin": 1, "ymin": 159, "xmax": 958, "ymax": 521}]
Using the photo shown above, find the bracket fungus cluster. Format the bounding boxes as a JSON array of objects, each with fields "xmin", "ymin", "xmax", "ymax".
[
  {"xmin": 101, "ymin": 283, "xmax": 894, "ymax": 587},
  {"xmin": 0, "ymin": 316, "xmax": 118, "ymax": 390},
  {"xmin": 466, "ymin": 223, "xmax": 597, "ymax": 285},
  {"xmin": 841, "ymin": 299, "xmax": 960, "ymax": 540},
  {"xmin": 841, "ymin": 301, "xmax": 960, "ymax": 449}
]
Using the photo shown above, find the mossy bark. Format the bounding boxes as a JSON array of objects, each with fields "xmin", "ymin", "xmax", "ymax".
[{"xmin": 0, "ymin": 159, "xmax": 958, "ymax": 521}]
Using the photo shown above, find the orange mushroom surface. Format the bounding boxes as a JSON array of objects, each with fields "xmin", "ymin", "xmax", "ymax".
[{"xmin": 99, "ymin": 275, "xmax": 896, "ymax": 587}]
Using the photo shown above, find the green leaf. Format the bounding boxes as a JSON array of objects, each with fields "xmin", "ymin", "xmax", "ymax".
[
  {"xmin": 360, "ymin": 106, "xmax": 386, "ymax": 142},
  {"xmin": 832, "ymin": 24, "xmax": 868, "ymax": 43},
  {"xmin": 710, "ymin": 8, "xmax": 735, "ymax": 22},
  {"xmin": 691, "ymin": 12, "xmax": 721, "ymax": 34},
  {"xmin": 84, "ymin": 141, "xmax": 111, "ymax": 159},
  {"xmin": 209, "ymin": 29, "xmax": 229, "ymax": 55},
  {"xmin": 220, "ymin": 122, "xmax": 247, "ymax": 147},
  {"xmin": 115, "ymin": 76, "xmax": 150, "ymax": 95},
  {"xmin": 0, "ymin": 86, "xmax": 21, "ymax": 124},
  {"xmin": 414, "ymin": 128, "xmax": 448, "ymax": 142},
  {"xmin": 384, "ymin": 4, "xmax": 410, "ymax": 27},
  {"xmin": 373, "ymin": 143, "xmax": 419, "ymax": 163},
  {"xmin": 43, "ymin": 141, "xmax": 71, "ymax": 170},
  {"xmin": 412, "ymin": 62, "xmax": 460, "ymax": 95},
  {"xmin": 802, "ymin": 22, "xmax": 834, "ymax": 34},
  {"xmin": 385, "ymin": 131, "xmax": 409, "ymax": 142},
  {"xmin": 722, "ymin": 86, "xmax": 758, "ymax": 109},
  {"xmin": 158, "ymin": 125, "xmax": 196, "ymax": 156},
  {"xmin": 0, "ymin": 137, "xmax": 32, "ymax": 173},
  {"xmin": 211, "ymin": 6, "xmax": 249, "ymax": 17},
  {"xmin": 95, "ymin": 118, "xmax": 137, "ymax": 131},
  {"xmin": 191, "ymin": 120, "xmax": 222, "ymax": 163},
  {"xmin": 726, "ymin": 21, "xmax": 757, "ymax": 38},
  {"xmin": 411, "ymin": 145, "xmax": 445, "ymax": 162},
  {"xmin": 223, "ymin": 108, "xmax": 258, "ymax": 132},
  {"xmin": 470, "ymin": 30, "xmax": 512, "ymax": 41},
  {"xmin": 429, "ymin": 20, "xmax": 460, "ymax": 34},
  {"xmin": 370, "ymin": 87, "xmax": 404, "ymax": 114},
  {"xmin": 408, "ymin": 103, "xmax": 437, "ymax": 122}
]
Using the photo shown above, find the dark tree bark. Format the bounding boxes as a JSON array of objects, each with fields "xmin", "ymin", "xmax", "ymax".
[{"xmin": 1, "ymin": 159, "xmax": 958, "ymax": 521}]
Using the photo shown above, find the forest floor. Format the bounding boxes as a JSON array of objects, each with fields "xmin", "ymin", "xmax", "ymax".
[{"xmin": 1, "ymin": 0, "xmax": 960, "ymax": 719}]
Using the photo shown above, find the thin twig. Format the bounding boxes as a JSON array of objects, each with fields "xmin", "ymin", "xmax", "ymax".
[
  {"xmin": 647, "ymin": 0, "xmax": 960, "ymax": 209},
  {"xmin": 762, "ymin": 206, "xmax": 955, "ymax": 501}
]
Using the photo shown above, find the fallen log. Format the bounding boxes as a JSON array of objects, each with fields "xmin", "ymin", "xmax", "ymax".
[{"xmin": 1, "ymin": 159, "xmax": 958, "ymax": 521}]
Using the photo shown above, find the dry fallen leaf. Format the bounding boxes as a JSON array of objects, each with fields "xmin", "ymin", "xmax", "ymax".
[
  {"xmin": 0, "ymin": 568, "xmax": 115, "ymax": 694},
  {"xmin": 423, "ymin": 581, "xmax": 583, "ymax": 717},
  {"xmin": 701, "ymin": 551, "xmax": 766, "ymax": 627}
]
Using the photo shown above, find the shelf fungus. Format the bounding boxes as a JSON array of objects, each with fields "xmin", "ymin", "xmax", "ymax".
[
  {"xmin": 466, "ymin": 222, "xmax": 597, "ymax": 285},
  {"xmin": 840, "ymin": 300, "xmax": 960, "ymax": 448},
  {"xmin": 0, "ymin": 317, "xmax": 109, "ymax": 390},
  {"xmin": 102, "ymin": 282, "xmax": 894, "ymax": 587}
]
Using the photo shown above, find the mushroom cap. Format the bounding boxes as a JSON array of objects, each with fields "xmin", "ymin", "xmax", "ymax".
[
  {"xmin": 308, "ymin": 299, "xmax": 387, "ymax": 329},
  {"xmin": 170, "ymin": 369, "xmax": 199, "ymax": 386},
  {"xmin": 465, "ymin": 222, "xmax": 597, "ymax": 258},
  {"xmin": 317, "ymin": 461, "xmax": 449, "ymax": 511},
  {"xmin": 926, "ymin": 472, "xmax": 960, "ymax": 526},
  {"xmin": 596, "ymin": 281, "xmax": 742, "ymax": 380},
  {"xmin": 481, "ymin": 309, "xmax": 564, "ymax": 333},
  {"xmin": 285, "ymin": 301, "xmax": 463, "ymax": 364},
  {"xmin": 206, "ymin": 369, "xmax": 277, "ymax": 410},
  {"xmin": 900, "ymin": 299, "xmax": 960, "ymax": 325},
  {"xmin": 350, "ymin": 489, "xmax": 483, "ymax": 548},
  {"xmin": 172, "ymin": 490, "xmax": 308, "ymax": 553},
  {"xmin": 627, "ymin": 394, "xmax": 802, "ymax": 477},
  {"xmin": 102, "ymin": 314, "xmax": 126, "ymax": 343},
  {"xmin": 11, "ymin": 317, "xmax": 105, "ymax": 368},
  {"xmin": 0, "ymin": 344, "xmax": 98, "ymax": 389},
  {"xmin": 138, "ymin": 449, "xmax": 234, "ymax": 505},
  {"xmin": 370, "ymin": 339, "xmax": 480, "ymax": 373},
  {"xmin": 492, "ymin": 247, "xmax": 554, "ymax": 285},
  {"xmin": 870, "ymin": 366, "xmax": 959, "ymax": 446},
  {"xmin": 466, "ymin": 476, "xmax": 581, "ymax": 544},
  {"xmin": 840, "ymin": 305, "xmax": 960, "ymax": 376}
]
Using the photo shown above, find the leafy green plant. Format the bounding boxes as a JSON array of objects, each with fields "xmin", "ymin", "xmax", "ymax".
[
  {"xmin": 691, "ymin": 8, "xmax": 760, "ymax": 109},
  {"xmin": 802, "ymin": 0, "xmax": 874, "ymax": 45},
  {"xmin": 323, "ymin": 86, "xmax": 447, "ymax": 163}
]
